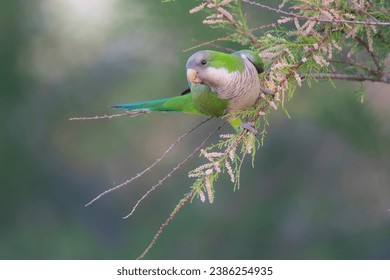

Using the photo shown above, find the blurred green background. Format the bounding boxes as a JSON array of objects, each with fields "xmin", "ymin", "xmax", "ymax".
[{"xmin": 1, "ymin": 0, "xmax": 389, "ymax": 259}]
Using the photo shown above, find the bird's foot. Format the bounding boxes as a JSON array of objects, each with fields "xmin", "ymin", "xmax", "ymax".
[{"xmin": 239, "ymin": 122, "xmax": 257, "ymax": 135}]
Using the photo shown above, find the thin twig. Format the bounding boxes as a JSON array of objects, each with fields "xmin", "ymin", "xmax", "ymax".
[
  {"xmin": 277, "ymin": 33, "xmax": 331, "ymax": 91},
  {"xmin": 236, "ymin": 152, "xmax": 246, "ymax": 190},
  {"xmin": 85, "ymin": 117, "xmax": 213, "ymax": 207},
  {"xmin": 355, "ymin": 36, "xmax": 381, "ymax": 72},
  {"xmin": 205, "ymin": 0, "xmax": 262, "ymax": 48},
  {"xmin": 183, "ymin": 23, "xmax": 277, "ymax": 52},
  {"xmin": 183, "ymin": 35, "xmax": 235, "ymax": 53},
  {"xmin": 190, "ymin": 39, "xmax": 236, "ymax": 53},
  {"xmin": 242, "ymin": 0, "xmax": 390, "ymax": 26},
  {"xmin": 137, "ymin": 188, "xmax": 196, "ymax": 260},
  {"xmin": 123, "ymin": 120, "xmax": 227, "ymax": 218},
  {"xmin": 329, "ymin": 59, "xmax": 380, "ymax": 75},
  {"xmin": 348, "ymin": 0, "xmax": 379, "ymax": 23},
  {"xmin": 69, "ymin": 112, "xmax": 136, "ymax": 121},
  {"xmin": 308, "ymin": 73, "xmax": 390, "ymax": 83}
]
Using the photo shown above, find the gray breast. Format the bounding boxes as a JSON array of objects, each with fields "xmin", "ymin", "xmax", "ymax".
[{"xmin": 216, "ymin": 59, "xmax": 260, "ymax": 113}]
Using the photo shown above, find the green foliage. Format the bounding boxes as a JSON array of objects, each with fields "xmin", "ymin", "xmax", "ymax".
[{"xmin": 185, "ymin": 0, "xmax": 390, "ymax": 203}]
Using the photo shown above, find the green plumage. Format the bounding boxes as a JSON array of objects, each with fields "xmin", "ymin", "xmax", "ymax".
[
  {"xmin": 232, "ymin": 50, "xmax": 264, "ymax": 73},
  {"xmin": 206, "ymin": 51, "xmax": 245, "ymax": 73},
  {"xmin": 111, "ymin": 85, "xmax": 227, "ymax": 117},
  {"xmin": 111, "ymin": 94, "xmax": 201, "ymax": 114}
]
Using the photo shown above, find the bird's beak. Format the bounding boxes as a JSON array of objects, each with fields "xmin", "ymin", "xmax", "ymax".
[{"xmin": 187, "ymin": 68, "xmax": 203, "ymax": 84}]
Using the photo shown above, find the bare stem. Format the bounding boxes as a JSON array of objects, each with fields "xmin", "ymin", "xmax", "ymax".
[
  {"xmin": 123, "ymin": 120, "xmax": 226, "ymax": 218},
  {"xmin": 183, "ymin": 22, "xmax": 279, "ymax": 52},
  {"xmin": 205, "ymin": 0, "xmax": 262, "ymax": 48},
  {"xmin": 236, "ymin": 152, "xmax": 246, "ymax": 190},
  {"xmin": 308, "ymin": 73, "xmax": 390, "ymax": 83},
  {"xmin": 355, "ymin": 36, "xmax": 381, "ymax": 72},
  {"xmin": 329, "ymin": 59, "xmax": 380, "ymax": 75},
  {"xmin": 137, "ymin": 188, "xmax": 196, "ymax": 260},
  {"xmin": 85, "ymin": 117, "xmax": 212, "ymax": 207},
  {"xmin": 69, "ymin": 113, "xmax": 133, "ymax": 121},
  {"xmin": 242, "ymin": 0, "xmax": 390, "ymax": 26}
]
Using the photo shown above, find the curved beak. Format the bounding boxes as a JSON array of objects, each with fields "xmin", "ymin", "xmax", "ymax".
[{"xmin": 186, "ymin": 68, "xmax": 203, "ymax": 84}]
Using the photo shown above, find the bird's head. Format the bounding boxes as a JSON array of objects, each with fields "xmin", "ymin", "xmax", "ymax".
[{"xmin": 186, "ymin": 50, "xmax": 244, "ymax": 88}]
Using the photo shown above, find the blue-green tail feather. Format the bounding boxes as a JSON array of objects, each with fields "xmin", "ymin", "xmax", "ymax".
[
  {"xmin": 111, "ymin": 97, "xmax": 175, "ymax": 112},
  {"xmin": 111, "ymin": 94, "xmax": 205, "ymax": 115}
]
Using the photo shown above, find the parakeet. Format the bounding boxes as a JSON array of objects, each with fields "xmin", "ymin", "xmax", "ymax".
[{"xmin": 112, "ymin": 50, "xmax": 264, "ymax": 131}]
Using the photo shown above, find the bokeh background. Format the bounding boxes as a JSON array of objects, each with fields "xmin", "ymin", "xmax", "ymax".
[{"xmin": 1, "ymin": 0, "xmax": 389, "ymax": 259}]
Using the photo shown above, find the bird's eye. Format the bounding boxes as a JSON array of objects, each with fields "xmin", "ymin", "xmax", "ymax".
[{"xmin": 200, "ymin": 59, "xmax": 207, "ymax": 65}]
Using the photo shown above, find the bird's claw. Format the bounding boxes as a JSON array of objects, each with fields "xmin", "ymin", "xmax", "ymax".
[{"xmin": 239, "ymin": 122, "xmax": 257, "ymax": 135}]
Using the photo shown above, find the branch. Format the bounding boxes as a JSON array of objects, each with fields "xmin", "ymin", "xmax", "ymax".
[
  {"xmin": 85, "ymin": 117, "xmax": 212, "ymax": 207},
  {"xmin": 69, "ymin": 112, "xmax": 135, "ymax": 121},
  {"xmin": 308, "ymin": 73, "xmax": 390, "ymax": 83},
  {"xmin": 204, "ymin": 0, "xmax": 262, "ymax": 48},
  {"xmin": 277, "ymin": 33, "xmax": 331, "ymax": 91},
  {"xmin": 123, "ymin": 120, "xmax": 226, "ymax": 218},
  {"xmin": 329, "ymin": 59, "xmax": 380, "ymax": 75},
  {"xmin": 183, "ymin": 34, "xmax": 236, "ymax": 52},
  {"xmin": 355, "ymin": 36, "xmax": 381, "ymax": 72},
  {"xmin": 183, "ymin": 22, "xmax": 280, "ymax": 52},
  {"xmin": 242, "ymin": 0, "xmax": 390, "ymax": 26},
  {"xmin": 137, "ymin": 188, "xmax": 196, "ymax": 260}
]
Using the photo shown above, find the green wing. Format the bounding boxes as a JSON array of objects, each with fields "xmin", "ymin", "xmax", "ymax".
[
  {"xmin": 232, "ymin": 50, "xmax": 264, "ymax": 74},
  {"xmin": 190, "ymin": 83, "xmax": 227, "ymax": 117}
]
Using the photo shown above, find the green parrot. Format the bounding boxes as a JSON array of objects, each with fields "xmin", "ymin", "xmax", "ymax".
[{"xmin": 112, "ymin": 50, "xmax": 264, "ymax": 131}]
